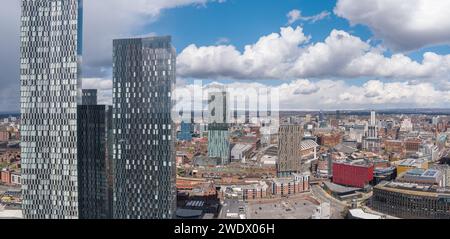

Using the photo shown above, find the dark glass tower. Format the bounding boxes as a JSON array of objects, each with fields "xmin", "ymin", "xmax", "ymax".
[
  {"xmin": 20, "ymin": 0, "xmax": 83, "ymax": 219},
  {"xmin": 77, "ymin": 89, "xmax": 112, "ymax": 219},
  {"xmin": 112, "ymin": 36, "xmax": 176, "ymax": 219}
]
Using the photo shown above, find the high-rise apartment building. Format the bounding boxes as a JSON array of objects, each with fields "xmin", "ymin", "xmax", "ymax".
[
  {"xmin": 277, "ymin": 125, "xmax": 303, "ymax": 177},
  {"xmin": 20, "ymin": 0, "xmax": 83, "ymax": 219},
  {"xmin": 112, "ymin": 36, "xmax": 176, "ymax": 219},
  {"xmin": 77, "ymin": 89, "xmax": 112, "ymax": 219}
]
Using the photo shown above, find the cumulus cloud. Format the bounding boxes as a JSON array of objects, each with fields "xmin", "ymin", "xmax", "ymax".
[
  {"xmin": 0, "ymin": 0, "xmax": 223, "ymax": 112},
  {"xmin": 82, "ymin": 78, "xmax": 113, "ymax": 105},
  {"xmin": 334, "ymin": 0, "xmax": 450, "ymax": 51},
  {"xmin": 178, "ymin": 26, "xmax": 450, "ymax": 80},
  {"xmin": 287, "ymin": 9, "xmax": 330, "ymax": 25},
  {"xmin": 292, "ymin": 80, "xmax": 320, "ymax": 95},
  {"xmin": 83, "ymin": 0, "xmax": 226, "ymax": 77},
  {"xmin": 178, "ymin": 26, "xmax": 310, "ymax": 79},
  {"xmin": 174, "ymin": 79, "xmax": 450, "ymax": 111}
]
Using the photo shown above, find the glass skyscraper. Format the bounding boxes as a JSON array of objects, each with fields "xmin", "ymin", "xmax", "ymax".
[
  {"xmin": 208, "ymin": 91, "xmax": 230, "ymax": 165},
  {"xmin": 112, "ymin": 36, "xmax": 176, "ymax": 219},
  {"xmin": 77, "ymin": 90, "xmax": 112, "ymax": 219},
  {"xmin": 20, "ymin": 0, "xmax": 83, "ymax": 219}
]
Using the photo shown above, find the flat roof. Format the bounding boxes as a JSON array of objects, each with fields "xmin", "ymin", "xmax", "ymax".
[
  {"xmin": 399, "ymin": 158, "xmax": 426, "ymax": 167},
  {"xmin": 375, "ymin": 181, "xmax": 450, "ymax": 197},
  {"xmin": 323, "ymin": 181, "xmax": 360, "ymax": 194},
  {"xmin": 0, "ymin": 210, "xmax": 22, "ymax": 219},
  {"xmin": 349, "ymin": 209, "xmax": 382, "ymax": 219}
]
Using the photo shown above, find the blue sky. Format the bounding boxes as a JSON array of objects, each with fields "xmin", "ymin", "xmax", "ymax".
[
  {"xmin": 1, "ymin": 0, "xmax": 450, "ymax": 111},
  {"xmin": 147, "ymin": 0, "xmax": 449, "ymax": 63}
]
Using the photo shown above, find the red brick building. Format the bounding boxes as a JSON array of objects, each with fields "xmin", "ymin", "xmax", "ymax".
[
  {"xmin": 242, "ymin": 182, "xmax": 269, "ymax": 201},
  {"xmin": 384, "ymin": 140, "xmax": 404, "ymax": 153},
  {"xmin": 333, "ymin": 160, "xmax": 374, "ymax": 188},
  {"xmin": 404, "ymin": 138, "xmax": 421, "ymax": 152},
  {"xmin": 1, "ymin": 169, "xmax": 12, "ymax": 184},
  {"xmin": 317, "ymin": 133, "xmax": 342, "ymax": 147},
  {"xmin": 270, "ymin": 173, "xmax": 310, "ymax": 196},
  {"xmin": 0, "ymin": 130, "xmax": 9, "ymax": 141}
]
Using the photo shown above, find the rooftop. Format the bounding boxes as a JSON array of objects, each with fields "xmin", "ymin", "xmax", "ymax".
[
  {"xmin": 348, "ymin": 209, "xmax": 382, "ymax": 219},
  {"xmin": 375, "ymin": 181, "xmax": 450, "ymax": 197},
  {"xmin": 334, "ymin": 159, "xmax": 373, "ymax": 167},
  {"xmin": 300, "ymin": 140, "xmax": 319, "ymax": 150},
  {"xmin": 399, "ymin": 158, "xmax": 426, "ymax": 167}
]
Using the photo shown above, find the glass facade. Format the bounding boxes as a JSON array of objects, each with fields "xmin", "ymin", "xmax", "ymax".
[
  {"xmin": 77, "ymin": 95, "xmax": 112, "ymax": 219},
  {"xmin": 112, "ymin": 36, "xmax": 176, "ymax": 219},
  {"xmin": 20, "ymin": 0, "xmax": 82, "ymax": 219}
]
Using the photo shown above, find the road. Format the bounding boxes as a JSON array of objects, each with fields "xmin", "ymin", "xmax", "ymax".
[
  {"xmin": 310, "ymin": 185, "xmax": 348, "ymax": 219},
  {"xmin": 219, "ymin": 199, "xmax": 246, "ymax": 219}
]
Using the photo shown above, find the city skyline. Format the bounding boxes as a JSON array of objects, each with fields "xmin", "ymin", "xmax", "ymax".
[
  {"xmin": 2, "ymin": 0, "xmax": 450, "ymax": 221},
  {"xmin": 1, "ymin": 0, "xmax": 450, "ymax": 112}
]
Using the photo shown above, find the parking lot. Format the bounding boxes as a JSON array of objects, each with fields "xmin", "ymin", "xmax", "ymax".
[{"xmin": 246, "ymin": 198, "xmax": 319, "ymax": 219}]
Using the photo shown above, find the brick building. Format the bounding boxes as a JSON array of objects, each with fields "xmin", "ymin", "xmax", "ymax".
[
  {"xmin": 270, "ymin": 173, "xmax": 310, "ymax": 196},
  {"xmin": 384, "ymin": 140, "xmax": 404, "ymax": 153},
  {"xmin": 317, "ymin": 132, "xmax": 342, "ymax": 148},
  {"xmin": 404, "ymin": 138, "xmax": 421, "ymax": 152}
]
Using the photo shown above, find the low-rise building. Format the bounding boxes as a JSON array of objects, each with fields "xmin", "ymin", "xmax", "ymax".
[
  {"xmin": 270, "ymin": 173, "xmax": 310, "ymax": 196},
  {"xmin": 372, "ymin": 181, "xmax": 450, "ymax": 219},
  {"xmin": 396, "ymin": 158, "xmax": 428, "ymax": 175},
  {"xmin": 300, "ymin": 140, "xmax": 319, "ymax": 162},
  {"xmin": 242, "ymin": 182, "xmax": 269, "ymax": 201},
  {"xmin": 230, "ymin": 144, "xmax": 253, "ymax": 163},
  {"xmin": 333, "ymin": 159, "xmax": 374, "ymax": 188},
  {"xmin": 397, "ymin": 169, "xmax": 444, "ymax": 186}
]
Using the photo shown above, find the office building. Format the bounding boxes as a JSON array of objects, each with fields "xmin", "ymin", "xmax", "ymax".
[
  {"xmin": 112, "ymin": 36, "xmax": 176, "ymax": 219},
  {"xmin": 77, "ymin": 89, "xmax": 112, "ymax": 219},
  {"xmin": 372, "ymin": 181, "xmax": 450, "ymax": 219},
  {"xmin": 277, "ymin": 125, "xmax": 303, "ymax": 177},
  {"xmin": 332, "ymin": 159, "xmax": 374, "ymax": 188},
  {"xmin": 363, "ymin": 110, "xmax": 380, "ymax": 152},
  {"xmin": 20, "ymin": 0, "xmax": 83, "ymax": 219},
  {"xmin": 177, "ymin": 121, "xmax": 192, "ymax": 141}
]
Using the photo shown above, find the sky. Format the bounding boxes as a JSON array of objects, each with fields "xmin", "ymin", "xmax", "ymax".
[{"xmin": 1, "ymin": 0, "xmax": 450, "ymax": 112}]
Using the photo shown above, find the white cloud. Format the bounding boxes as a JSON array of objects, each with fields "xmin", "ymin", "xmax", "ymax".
[
  {"xmin": 178, "ymin": 26, "xmax": 310, "ymax": 79},
  {"xmin": 292, "ymin": 80, "xmax": 320, "ymax": 95},
  {"xmin": 82, "ymin": 78, "xmax": 113, "ymax": 105},
  {"xmin": 287, "ymin": 9, "xmax": 330, "ymax": 25},
  {"xmin": 334, "ymin": 0, "xmax": 450, "ymax": 51},
  {"xmin": 0, "ymin": 0, "xmax": 223, "ymax": 111},
  {"xmin": 178, "ymin": 27, "xmax": 450, "ymax": 80},
  {"xmin": 83, "ymin": 0, "xmax": 225, "ymax": 76},
  {"xmin": 174, "ymin": 79, "xmax": 450, "ymax": 111}
]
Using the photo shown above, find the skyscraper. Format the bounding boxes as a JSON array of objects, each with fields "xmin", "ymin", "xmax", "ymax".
[
  {"xmin": 363, "ymin": 110, "xmax": 380, "ymax": 152},
  {"xmin": 20, "ymin": 0, "xmax": 83, "ymax": 219},
  {"xmin": 77, "ymin": 89, "xmax": 112, "ymax": 219},
  {"xmin": 208, "ymin": 91, "xmax": 230, "ymax": 165},
  {"xmin": 81, "ymin": 89, "xmax": 97, "ymax": 105},
  {"xmin": 112, "ymin": 36, "xmax": 176, "ymax": 219},
  {"xmin": 277, "ymin": 125, "xmax": 303, "ymax": 177}
]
